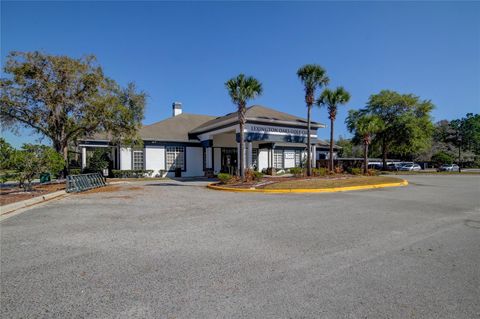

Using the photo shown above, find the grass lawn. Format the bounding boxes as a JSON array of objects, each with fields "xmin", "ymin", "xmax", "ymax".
[{"xmin": 262, "ymin": 176, "xmax": 404, "ymax": 189}]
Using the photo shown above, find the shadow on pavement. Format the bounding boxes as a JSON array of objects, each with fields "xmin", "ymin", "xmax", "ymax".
[{"xmin": 144, "ymin": 183, "xmax": 188, "ymax": 187}]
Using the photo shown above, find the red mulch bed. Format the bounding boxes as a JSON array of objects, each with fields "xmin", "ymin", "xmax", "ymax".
[
  {"xmin": 221, "ymin": 174, "xmax": 352, "ymax": 189},
  {"xmin": 0, "ymin": 183, "xmax": 66, "ymax": 206}
]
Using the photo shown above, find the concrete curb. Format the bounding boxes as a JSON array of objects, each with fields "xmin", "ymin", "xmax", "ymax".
[
  {"xmin": 1, "ymin": 190, "xmax": 68, "ymax": 218},
  {"xmin": 207, "ymin": 179, "xmax": 409, "ymax": 193}
]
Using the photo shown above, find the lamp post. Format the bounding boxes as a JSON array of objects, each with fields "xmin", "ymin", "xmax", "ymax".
[{"xmin": 457, "ymin": 134, "xmax": 462, "ymax": 173}]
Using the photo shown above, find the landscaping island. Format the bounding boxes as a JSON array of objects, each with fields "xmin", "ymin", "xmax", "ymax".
[{"xmin": 208, "ymin": 174, "xmax": 408, "ymax": 193}]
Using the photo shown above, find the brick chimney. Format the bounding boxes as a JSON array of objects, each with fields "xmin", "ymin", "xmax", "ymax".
[{"xmin": 172, "ymin": 102, "xmax": 182, "ymax": 117}]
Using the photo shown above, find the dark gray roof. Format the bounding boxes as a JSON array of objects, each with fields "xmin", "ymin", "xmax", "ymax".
[
  {"xmin": 83, "ymin": 105, "xmax": 326, "ymax": 143},
  {"xmin": 189, "ymin": 105, "xmax": 325, "ymax": 134},
  {"xmin": 139, "ymin": 113, "xmax": 216, "ymax": 142}
]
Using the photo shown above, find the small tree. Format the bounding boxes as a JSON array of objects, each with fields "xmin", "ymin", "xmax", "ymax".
[
  {"xmin": 346, "ymin": 112, "xmax": 383, "ymax": 174},
  {"xmin": 10, "ymin": 144, "xmax": 63, "ymax": 191},
  {"xmin": 85, "ymin": 148, "xmax": 110, "ymax": 173},
  {"xmin": 297, "ymin": 64, "xmax": 329, "ymax": 176},
  {"xmin": 431, "ymin": 151, "xmax": 454, "ymax": 167}
]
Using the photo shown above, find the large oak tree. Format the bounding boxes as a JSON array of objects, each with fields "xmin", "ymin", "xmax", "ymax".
[
  {"xmin": 0, "ymin": 51, "xmax": 146, "ymax": 174},
  {"xmin": 352, "ymin": 90, "xmax": 434, "ymax": 167}
]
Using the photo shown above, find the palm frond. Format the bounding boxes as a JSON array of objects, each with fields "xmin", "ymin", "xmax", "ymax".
[
  {"xmin": 225, "ymin": 74, "xmax": 263, "ymax": 107},
  {"xmin": 297, "ymin": 64, "xmax": 329, "ymax": 93}
]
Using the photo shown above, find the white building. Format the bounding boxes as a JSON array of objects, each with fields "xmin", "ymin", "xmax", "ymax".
[{"xmin": 79, "ymin": 103, "xmax": 339, "ymax": 177}]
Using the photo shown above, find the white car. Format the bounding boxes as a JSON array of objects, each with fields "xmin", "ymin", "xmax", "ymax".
[
  {"xmin": 437, "ymin": 164, "xmax": 460, "ymax": 172},
  {"xmin": 398, "ymin": 163, "xmax": 422, "ymax": 171}
]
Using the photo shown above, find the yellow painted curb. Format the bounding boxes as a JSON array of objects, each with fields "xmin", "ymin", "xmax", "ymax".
[{"xmin": 207, "ymin": 179, "xmax": 408, "ymax": 194}]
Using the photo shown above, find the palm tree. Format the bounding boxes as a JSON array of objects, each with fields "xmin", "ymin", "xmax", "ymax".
[
  {"xmin": 346, "ymin": 111, "xmax": 383, "ymax": 174},
  {"xmin": 297, "ymin": 64, "xmax": 329, "ymax": 176},
  {"xmin": 225, "ymin": 74, "xmax": 263, "ymax": 179},
  {"xmin": 317, "ymin": 87, "xmax": 351, "ymax": 172}
]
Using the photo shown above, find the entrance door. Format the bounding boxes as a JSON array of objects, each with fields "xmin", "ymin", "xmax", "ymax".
[{"xmin": 221, "ymin": 148, "xmax": 238, "ymax": 175}]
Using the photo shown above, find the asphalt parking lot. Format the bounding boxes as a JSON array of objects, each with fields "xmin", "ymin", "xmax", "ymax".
[{"xmin": 1, "ymin": 175, "xmax": 479, "ymax": 318}]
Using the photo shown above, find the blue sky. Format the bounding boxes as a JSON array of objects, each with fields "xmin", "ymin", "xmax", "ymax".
[{"xmin": 2, "ymin": 1, "xmax": 479, "ymax": 147}]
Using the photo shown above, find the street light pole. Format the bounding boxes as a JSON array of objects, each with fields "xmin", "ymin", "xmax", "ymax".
[{"xmin": 457, "ymin": 134, "xmax": 462, "ymax": 173}]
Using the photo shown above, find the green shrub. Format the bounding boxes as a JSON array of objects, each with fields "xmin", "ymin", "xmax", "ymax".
[
  {"xmin": 85, "ymin": 149, "xmax": 110, "ymax": 173},
  {"xmin": 431, "ymin": 151, "xmax": 454, "ymax": 167},
  {"xmin": 111, "ymin": 169, "xmax": 154, "ymax": 178},
  {"xmin": 289, "ymin": 167, "xmax": 304, "ymax": 177},
  {"xmin": 312, "ymin": 167, "xmax": 327, "ymax": 176},
  {"xmin": 0, "ymin": 172, "xmax": 18, "ymax": 184},
  {"xmin": 253, "ymin": 171, "xmax": 264, "ymax": 180},
  {"xmin": 217, "ymin": 173, "xmax": 232, "ymax": 184},
  {"xmin": 348, "ymin": 167, "xmax": 362, "ymax": 175},
  {"xmin": 0, "ymin": 138, "xmax": 14, "ymax": 171},
  {"xmin": 68, "ymin": 168, "xmax": 81, "ymax": 176}
]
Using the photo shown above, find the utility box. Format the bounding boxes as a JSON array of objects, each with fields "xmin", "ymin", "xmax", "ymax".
[
  {"xmin": 175, "ymin": 167, "xmax": 182, "ymax": 177},
  {"xmin": 39, "ymin": 173, "xmax": 51, "ymax": 183}
]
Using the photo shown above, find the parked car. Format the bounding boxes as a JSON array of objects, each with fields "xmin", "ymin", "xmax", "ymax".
[
  {"xmin": 368, "ymin": 163, "xmax": 383, "ymax": 170},
  {"xmin": 386, "ymin": 163, "xmax": 404, "ymax": 171},
  {"xmin": 398, "ymin": 163, "xmax": 422, "ymax": 171},
  {"xmin": 437, "ymin": 164, "xmax": 460, "ymax": 172}
]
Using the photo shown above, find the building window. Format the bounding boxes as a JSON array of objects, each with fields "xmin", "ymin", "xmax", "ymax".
[
  {"xmin": 273, "ymin": 149, "xmax": 284, "ymax": 169},
  {"xmin": 132, "ymin": 150, "xmax": 144, "ymax": 170},
  {"xmin": 295, "ymin": 150, "xmax": 302, "ymax": 167},
  {"xmin": 166, "ymin": 146, "xmax": 185, "ymax": 171}
]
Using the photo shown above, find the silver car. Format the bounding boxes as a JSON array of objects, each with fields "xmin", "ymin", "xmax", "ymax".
[
  {"xmin": 398, "ymin": 163, "xmax": 422, "ymax": 171},
  {"xmin": 437, "ymin": 164, "xmax": 460, "ymax": 172}
]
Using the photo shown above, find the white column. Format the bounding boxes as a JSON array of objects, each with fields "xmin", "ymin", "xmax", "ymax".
[
  {"xmin": 247, "ymin": 142, "xmax": 253, "ymax": 168},
  {"xmin": 311, "ymin": 145, "xmax": 316, "ymax": 168},
  {"xmin": 81, "ymin": 147, "xmax": 87, "ymax": 169},
  {"xmin": 205, "ymin": 147, "xmax": 212, "ymax": 169}
]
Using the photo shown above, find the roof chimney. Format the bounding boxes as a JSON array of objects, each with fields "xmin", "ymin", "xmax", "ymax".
[{"xmin": 172, "ymin": 102, "xmax": 182, "ymax": 117}]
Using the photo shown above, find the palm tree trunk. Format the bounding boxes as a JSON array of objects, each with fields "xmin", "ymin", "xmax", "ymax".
[
  {"xmin": 382, "ymin": 136, "xmax": 387, "ymax": 169},
  {"xmin": 306, "ymin": 105, "xmax": 312, "ymax": 176},
  {"xmin": 329, "ymin": 118, "xmax": 334, "ymax": 172},
  {"xmin": 238, "ymin": 104, "xmax": 247, "ymax": 180},
  {"xmin": 239, "ymin": 121, "xmax": 245, "ymax": 179},
  {"xmin": 363, "ymin": 142, "xmax": 369, "ymax": 175}
]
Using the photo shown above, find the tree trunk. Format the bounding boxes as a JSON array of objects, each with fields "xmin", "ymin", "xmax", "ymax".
[
  {"xmin": 382, "ymin": 137, "xmax": 387, "ymax": 169},
  {"xmin": 62, "ymin": 144, "xmax": 69, "ymax": 178},
  {"xmin": 306, "ymin": 105, "xmax": 312, "ymax": 176},
  {"xmin": 238, "ymin": 104, "xmax": 247, "ymax": 180},
  {"xmin": 329, "ymin": 118, "xmax": 334, "ymax": 172},
  {"xmin": 458, "ymin": 144, "xmax": 462, "ymax": 173},
  {"xmin": 363, "ymin": 142, "xmax": 369, "ymax": 175},
  {"xmin": 239, "ymin": 121, "xmax": 245, "ymax": 179},
  {"xmin": 53, "ymin": 140, "xmax": 68, "ymax": 179}
]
